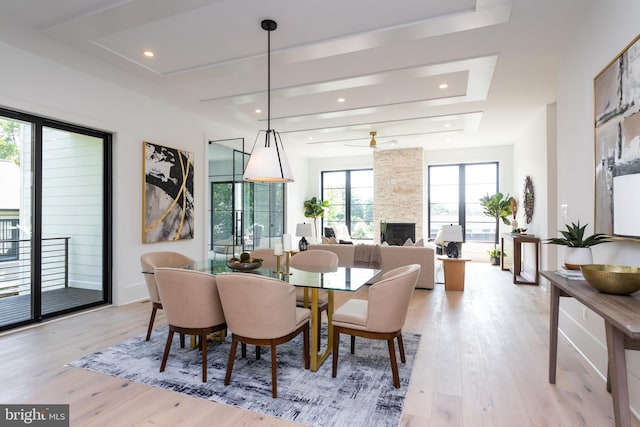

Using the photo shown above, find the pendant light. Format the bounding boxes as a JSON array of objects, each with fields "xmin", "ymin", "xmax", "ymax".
[{"xmin": 243, "ymin": 19, "xmax": 294, "ymax": 183}]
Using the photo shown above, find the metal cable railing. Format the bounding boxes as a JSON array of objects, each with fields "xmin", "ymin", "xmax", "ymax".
[{"xmin": 0, "ymin": 237, "xmax": 70, "ymax": 297}]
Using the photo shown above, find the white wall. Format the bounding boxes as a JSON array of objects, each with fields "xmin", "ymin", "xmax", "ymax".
[
  {"xmin": 556, "ymin": 0, "xmax": 640, "ymax": 416},
  {"xmin": 512, "ymin": 105, "xmax": 552, "ymax": 276},
  {"xmin": 0, "ymin": 41, "xmax": 245, "ymax": 306}
]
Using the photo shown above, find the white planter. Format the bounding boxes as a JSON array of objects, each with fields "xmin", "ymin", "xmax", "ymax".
[{"xmin": 564, "ymin": 247, "xmax": 593, "ymax": 270}]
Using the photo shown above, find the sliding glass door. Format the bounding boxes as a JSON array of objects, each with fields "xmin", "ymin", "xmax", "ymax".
[{"xmin": 0, "ymin": 109, "xmax": 111, "ymax": 331}]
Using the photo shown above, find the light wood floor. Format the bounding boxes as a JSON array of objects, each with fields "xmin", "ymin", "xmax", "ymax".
[{"xmin": 1, "ymin": 262, "xmax": 638, "ymax": 426}]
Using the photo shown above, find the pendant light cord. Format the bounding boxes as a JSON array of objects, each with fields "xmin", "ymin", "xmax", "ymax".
[{"xmin": 267, "ymin": 26, "xmax": 271, "ymax": 133}]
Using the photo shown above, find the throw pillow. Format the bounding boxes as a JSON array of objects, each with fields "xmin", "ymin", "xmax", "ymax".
[
  {"xmin": 403, "ymin": 238, "xmax": 414, "ymax": 246},
  {"xmin": 329, "ymin": 237, "xmax": 338, "ymax": 244},
  {"xmin": 414, "ymin": 238, "xmax": 424, "ymax": 247},
  {"xmin": 321, "ymin": 236, "xmax": 330, "ymax": 244}
]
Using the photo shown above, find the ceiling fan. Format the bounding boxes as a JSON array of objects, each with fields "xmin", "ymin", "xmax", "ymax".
[{"xmin": 344, "ymin": 131, "xmax": 397, "ymax": 149}]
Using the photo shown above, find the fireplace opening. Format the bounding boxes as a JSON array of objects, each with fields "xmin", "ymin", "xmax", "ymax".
[{"xmin": 385, "ymin": 223, "xmax": 416, "ymax": 246}]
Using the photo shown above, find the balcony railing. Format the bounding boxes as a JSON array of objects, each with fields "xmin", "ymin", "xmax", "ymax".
[
  {"xmin": 0, "ymin": 237, "xmax": 70, "ymax": 298},
  {"xmin": 0, "ymin": 218, "xmax": 19, "ymax": 261}
]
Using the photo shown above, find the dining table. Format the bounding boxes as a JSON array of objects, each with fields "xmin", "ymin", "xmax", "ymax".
[{"xmin": 170, "ymin": 260, "xmax": 382, "ymax": 371}]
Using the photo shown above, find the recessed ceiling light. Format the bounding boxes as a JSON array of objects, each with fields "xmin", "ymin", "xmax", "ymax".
[
  {"xmin": 143, "ymin": 50, "xmax": 155, "ymax": 58},
  {"xmin": 444, "ymin": 123, "xmax": 451, "ymax": 128},
  {"xmin": 337, "ymin": 98, "xmax": 346, "ymax": 103},
  {"xmin": 255, "ymin": 109, "xmax": 262, "ymax": 114},
  {"xmin": 308, "ymin": 137, "xmax": 313, "ymax": 141},
  {"xmin": 439, "ymin": 83, "xmax": 448, "ymax": 89}
]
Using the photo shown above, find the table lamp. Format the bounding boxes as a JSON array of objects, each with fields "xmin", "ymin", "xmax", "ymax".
[
  {"xmin": 440, "ymin": 224, "xmax": 463, "ymax": 258},
  {"xmin": 296, "ymin": 223, "xmax": 313, "ymax": 251}
]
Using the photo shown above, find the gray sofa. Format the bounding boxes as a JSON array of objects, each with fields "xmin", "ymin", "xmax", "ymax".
[{"xmin": 307, "ymin": 243, "xmax": 434, "ymax": 289}]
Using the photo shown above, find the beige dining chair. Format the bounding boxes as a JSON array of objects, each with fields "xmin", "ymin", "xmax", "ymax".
[
  {"xmin": 154, "ymin": 267, "xmax": 226, "ymax": 382},
  {"xmin": 289, "ymin": 249, "xmax": 338, "ymax": 344},
  {"xmin": 140, "ymin": 251, "xmax": 195, "ymax": 341},
  {"xmin": 249, "ymin": 248, "xmax": 277, "ymax": 270},
  {"xmin": 216, "ymin": 273, "xmax": 310, "ymax": 398},
  {"xmin": 331, "ymin": 264, "xmax": 420, "ymax": 388}
]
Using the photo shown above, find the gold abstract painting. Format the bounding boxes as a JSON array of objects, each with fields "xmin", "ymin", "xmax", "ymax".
[{"xmin": 142, "ymin": 141, "xmax": 194, "ymax": 243}]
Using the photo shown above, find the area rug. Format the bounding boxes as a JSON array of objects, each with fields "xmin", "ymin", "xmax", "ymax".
[{"xmin": 68, "ymin": 325, "xmax": 420, "ymax": 427}]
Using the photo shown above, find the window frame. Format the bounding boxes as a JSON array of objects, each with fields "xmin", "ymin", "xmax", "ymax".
[
  {"xmin": 320, "ymin": 168, "xmax": 374, "ymax": 241},
  {"xmin": 427, "ymin": 162, "xmax": 500, "ymax": 244}
]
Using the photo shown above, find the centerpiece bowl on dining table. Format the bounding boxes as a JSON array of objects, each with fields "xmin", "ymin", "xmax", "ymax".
[
  {"xmin": 226, "ymin": 259, "xmax": 263, "ymax": 271},
  {"xmin": 580, "ymin": 264, "xmax": 640, "ymax": 295}
]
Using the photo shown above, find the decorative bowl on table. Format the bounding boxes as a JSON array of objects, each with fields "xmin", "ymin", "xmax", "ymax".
[
  {"xmin": 580, "ymin": 264, "xmax": 640, "ymax": 295},
  {"xmin": 226, "ymin": 259, "xmax": 263, "ymax": 271}
]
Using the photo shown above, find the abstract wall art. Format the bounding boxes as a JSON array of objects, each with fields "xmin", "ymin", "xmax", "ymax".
[
  {"xmin": 594, "ymin": 34, "xmax": 640, "ymax": 238},
  {"xmin": 142, "ymin": 141, "xmax": 194, "ymax": 243}
]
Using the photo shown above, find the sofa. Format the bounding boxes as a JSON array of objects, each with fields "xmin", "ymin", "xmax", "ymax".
[{"xmin": 307, "ymin": 243, "xmax": 434, "ymax": 289}]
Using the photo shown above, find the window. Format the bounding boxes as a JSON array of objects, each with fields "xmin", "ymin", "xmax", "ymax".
[
  {"xmin": 321, "ymin": 169, "xmax": 373, "ymax": 240},
  {"xmin": 428, "ymin": 162, "xmax": 499, "ymax": 243}
]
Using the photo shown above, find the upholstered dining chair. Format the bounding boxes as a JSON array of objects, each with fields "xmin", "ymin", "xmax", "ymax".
[
  {"xmin": 331, "ymin": 263, "xmax": 420, "ymax": 388},
  {"xmin": 249, "ymin": 248, "xmax": 277, "ymax": 270},
  {"xmin": 216, "ymin": 273, "xmax": 310, "ymax": 398},
  {"xmin": 140, "ymin": 251, "xmax": 194, "ymax": 341},
  {"xmin": 289, "ymin": 249, "xmax": 339, "ymax": 344},
  {"xmin": 154, "ymin": 268, "xmax": 226, "ymax": 382}
]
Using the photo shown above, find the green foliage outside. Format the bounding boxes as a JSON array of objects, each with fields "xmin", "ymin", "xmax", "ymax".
[
  {"xmin": 0, "ymin": 119, "xmax": 20, "ymax": 165},
  {"xmin": 322, "ymin": 188, "xmax": 374, "ymax": 239}
]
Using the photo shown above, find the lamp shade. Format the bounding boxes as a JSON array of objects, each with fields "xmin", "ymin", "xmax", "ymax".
[
  {"xmin": 296, "ymin": 223, "xmax": 313, "ymax": 237},
  {"xmin": 243, "ymin": 130, "xmax": 294, "ymax": 183},
  {"xmin": 441, "ymin": 224, "xmax": 463, "ymax": 242}
]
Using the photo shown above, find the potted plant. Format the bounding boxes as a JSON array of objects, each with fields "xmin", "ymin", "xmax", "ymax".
[
  {"xmin": 303, "ymin": 196, "xmax": 330, "ymax": 240},
  {"xmin": 487, "ymin": 248, "xmax": 505, "ymax": 265},
  {"xmin": 545, "ymin": 221, "xmax": 611, "ymax": 270},
  {"xmin": 380, "ymin": 220, "xmax": 387, "ymax": 243},
  {"xmin": 479, "ymin": 192, "xmax": 513, "ymax": 265}
]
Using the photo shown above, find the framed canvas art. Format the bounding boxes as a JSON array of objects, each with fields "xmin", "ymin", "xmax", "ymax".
[
  {"xmin": 594, "ymin": 34, "xmax": 640, "ymax": 238},
  {"xmin": 142, "ymin": 141, "xmax": 194, "ymax": 243}
]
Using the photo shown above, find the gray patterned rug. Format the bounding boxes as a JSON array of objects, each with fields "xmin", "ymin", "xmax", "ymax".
[{"xmin": 68, "ymin": 325, "xmax": 420, "ymax": 427}]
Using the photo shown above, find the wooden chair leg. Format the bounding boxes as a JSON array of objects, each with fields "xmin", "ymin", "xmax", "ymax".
[
  {"xmin": 332, "ymin": 326, "xmax": 340, "ymax": 378},
  {"xmin": 270, "ymin": 342, "xmax": 278, "ymax": 398},
  {"xmin": 179, "ymin": 333, "xmax": 185, "ymax": 348},
  {"xmin": 350, "ymin": 335, "xmax": 356, "ymax": 354},
  {"xmin": 397, "ymin": 333, "xmax": 406, "ymax": 363},
  {"xmin": 241, "ymin": 343, "xmax": 247, "ymax": 358},
  {"xmin": 256, "ymin": 345, "xmax": 261, "ymax": 360},
  {"xmin": 146, "ymin": 306, "xmax": 158, "ymax": 341},
  {"xmin": 225, "ymin": 338, "xmax": 238, "ymax": 386},
  {"xmin": 200, "ymin": 333, "xmax": 207, "ymax": 382},
  {"xmin": 387, "ymin": 338, "xmax": 400, "ymax": 388},
  {"xmin": 160, "ymin": 330, "xmax": 174, "ymax": 372}
]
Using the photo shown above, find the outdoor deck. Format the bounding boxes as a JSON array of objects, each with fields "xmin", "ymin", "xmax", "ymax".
[{"xmin": 0, "ymin": 287, "xmax": 105, "ymax": 327}]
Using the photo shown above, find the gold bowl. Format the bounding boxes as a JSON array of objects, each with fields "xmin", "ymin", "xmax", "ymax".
[{"xmin": 580, "ymin": 264, "xmax": 640, "ymax": 295}]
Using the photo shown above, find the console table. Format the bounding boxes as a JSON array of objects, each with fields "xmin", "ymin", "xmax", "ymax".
[
  {"xmin": 542, "ymin": 271, "xmax": 640, "ymax": 427},
  {"xmin": 501, "ymin": 233, "xmax": 540, "ymax": 285}
]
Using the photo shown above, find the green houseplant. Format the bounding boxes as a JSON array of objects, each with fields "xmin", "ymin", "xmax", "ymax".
[
  {"xmin": 479, "ymin": 192, "xmax": 513, "ymax": 265},
  {"xmin": 545, "ymin": 221, "xmax": 611, "ymax": 269},
  {"xmin": 303, "ymin": 196, "xmax": 330, "ymax": 240}
]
